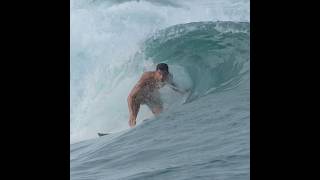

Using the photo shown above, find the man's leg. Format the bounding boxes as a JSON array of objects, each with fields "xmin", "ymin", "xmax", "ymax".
[
  {"xmin": 147, "ymin": 95, "xmax": 163, "ymax": 116},
  {"xmin": 128, "ymin": 97, "xmax": 140, "ymax": 127},
  {"xmin": 150, "ymin": 105, "xmax": 163, "ymax": 116}
]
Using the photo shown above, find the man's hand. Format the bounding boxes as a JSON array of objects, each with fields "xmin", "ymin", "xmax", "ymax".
[
  {"xmin": 166, "ymin": 75, "xmax": 191, "ymax": 95},
  {"xmin": 170, "ymin": 85, "xmax": 190, "ymax": 95},
  {"xmin": 129, "ymin": 116, "xmax": 136, "ymax": 127},
  {"xmin": 178, "ymin": 88, "xmax": 191, "ymax": 94}
]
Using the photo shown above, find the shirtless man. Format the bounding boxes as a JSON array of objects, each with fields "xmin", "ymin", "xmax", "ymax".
[{"xmin": 127, "ymin": 63, "xmax": 186, "ymax": 127}]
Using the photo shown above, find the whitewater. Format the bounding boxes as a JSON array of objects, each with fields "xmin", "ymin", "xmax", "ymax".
[{"xmin": 71, "ymin": 0, "xmax": 250, "ymax": 179}]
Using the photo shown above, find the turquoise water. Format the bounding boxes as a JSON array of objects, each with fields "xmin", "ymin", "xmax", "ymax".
[{"xmin": 71, "ymin": 0, "xmax": 249, "ymax": 179}]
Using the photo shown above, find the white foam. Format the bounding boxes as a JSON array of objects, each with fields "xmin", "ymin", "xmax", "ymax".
[{"xmin": 70, "ymin": 0, "xmax": 250, "ymax": 143}]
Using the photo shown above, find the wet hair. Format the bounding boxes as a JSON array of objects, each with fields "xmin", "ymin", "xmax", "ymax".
[{"xmin": 156, "ymin": 63, "xmax": 169, "ymax": 73}]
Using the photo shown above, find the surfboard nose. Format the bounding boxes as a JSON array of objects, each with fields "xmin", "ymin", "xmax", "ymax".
[{"xmin": 98, "ymin": 133, "xmax": 109, "ymax": 137}]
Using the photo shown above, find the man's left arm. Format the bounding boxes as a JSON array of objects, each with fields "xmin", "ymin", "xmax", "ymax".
[{"xmin": 166, "ymin": 74, "xmax": 189, "ymax": 94}]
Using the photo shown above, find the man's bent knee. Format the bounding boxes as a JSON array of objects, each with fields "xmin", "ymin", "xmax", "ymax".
[{"xmin": 151, "ymin": 106, "xmax": 163, "ymax": 115}]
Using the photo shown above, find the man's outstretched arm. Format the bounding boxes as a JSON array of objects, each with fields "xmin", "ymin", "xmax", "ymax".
[
  {"xmin": 166, "ymin": 74, "xmax": 189, "ymax": 94},
  {"xmin": 168, "ymin": 83, "xmax": 189, "ymax": 94}
]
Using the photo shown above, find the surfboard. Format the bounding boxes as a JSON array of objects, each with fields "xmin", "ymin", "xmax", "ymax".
[
  {"xmin": 97, "ymin": 133, "xmax": 110, "ymax": 137},
  {"xmin": 97, "ymin": 118, "xmax": 151, "ymax": 137}
]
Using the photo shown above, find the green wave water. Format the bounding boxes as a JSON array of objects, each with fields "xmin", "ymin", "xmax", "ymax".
[{"xmin": 135, "ymin": 21, "xmax": 250, "ymax": 102}]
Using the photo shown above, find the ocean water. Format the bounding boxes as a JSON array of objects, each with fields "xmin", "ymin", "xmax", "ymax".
[{"xmin": 70, "ymin": 0, "xmax": 250, "ymax": 179}]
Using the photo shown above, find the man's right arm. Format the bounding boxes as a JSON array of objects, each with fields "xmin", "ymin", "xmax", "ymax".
[{"xmin": 128, "ymin": 72, "xmax": 148, "ymax": 100}]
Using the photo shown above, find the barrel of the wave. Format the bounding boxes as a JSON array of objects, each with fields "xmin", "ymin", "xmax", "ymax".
[{"xmin": 139, "ymin": 21, "xmax": 250, "ymax": 101}]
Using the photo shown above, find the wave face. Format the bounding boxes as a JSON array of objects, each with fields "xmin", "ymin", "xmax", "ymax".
[
  {"xmin": 70, "ymin": 0, "xmax": 249, "ymax": 143},
  {"xmin": 71, "ymin": 0, "xmax": 249, "ymax": 179}
]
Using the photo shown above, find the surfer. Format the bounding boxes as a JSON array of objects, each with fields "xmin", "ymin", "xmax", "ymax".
[{"xmin": 127, "ymin": 63, "xmax": 187, "ymax": 127}]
